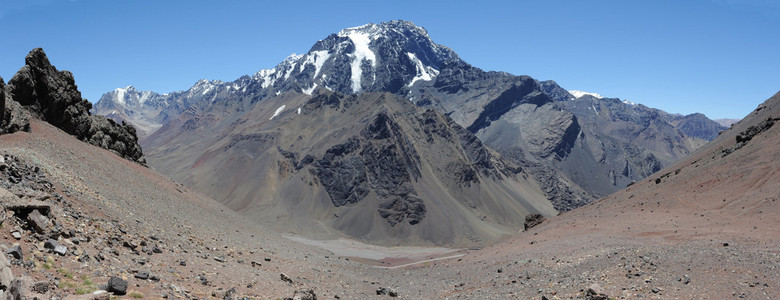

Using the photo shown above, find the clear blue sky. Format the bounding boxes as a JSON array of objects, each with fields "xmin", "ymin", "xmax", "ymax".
[{"xmin": 1, "ymin": 0, "xmax": 778, "ymax": 120}]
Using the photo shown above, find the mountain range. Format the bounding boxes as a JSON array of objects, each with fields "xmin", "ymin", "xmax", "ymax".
[
  {"xmin": 0, "ymin": 21, "xmax": 777, "ymax": 299},
  {"xmin": 93, "ymin": 20, "xmax": 726, "ymax": 246}
]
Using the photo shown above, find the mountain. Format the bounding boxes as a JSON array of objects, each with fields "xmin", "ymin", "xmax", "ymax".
[
  {"xmin": 714, "ymin": 117, "xmax": 740, "ymax": 127},
  {"xmin": 94, "ymin": 20, "xmax": 725, "ymax": 242},
  {"xmin": 143, "ymin": 89, "xmax": 555, "ymax": 247}
]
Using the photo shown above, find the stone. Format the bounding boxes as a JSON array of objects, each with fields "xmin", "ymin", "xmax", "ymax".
[
  {"xmin": 26, "ymin": 209, "xmax": 50, "ymax": 233},
  {"xmin": 292, "ymin": 289, "xmax": 317, "ymax": 300},
  {"xmin": 44, "ymin": 239, "xmax": 58, "ymax": 250},
  {"xmin": 31, "ymin": 281, "xmax": 49, "ymax": 293},
  {"xmin": 90, "ymin": 290, "xmax": 110, "ymax": 300},
  {"xmin": 6, "ymin": 245, "xmax": 23, "ymax": 261},
  {"xmin": 524, "ymin": 213, "xmax": 545, "ymax": 231},
  {"xmin": 214, "ymin": 256, "xmax": 225, "ymax": 263},
  {"xmin": 585, "ymin": 283, "xmax": 608, "ymax": 300},
  {"xmin": 212, "ymin": 288, "xmax": 236, "ymax": 300},
  {"xmin": 0, "ymin": 252, "xmax": 14, "ymax": 290},
  {"xmin": 107, "ymin": 276, "xmax": 127, "ymax": 295},
  {"xmin": 134, "ymin": 271, "xmax": 150, "ymax": 280},
  {"xmin": 7, "ymin": 278, "xmax": 30, "ymax": 299},
  {"xmin": 281, "ymin": 273, "xmax": 293, "ymax": 284},
  {"xmin": 388, "ymin": 288, "xmax": 398, "ymax": 297},
  {"xmin": 11, "ymin": 231, "xmax": 21, "ymax": 240},
  {"xmin": 54, "ymin": 245, "xmax": 68, "ymax": 256}
]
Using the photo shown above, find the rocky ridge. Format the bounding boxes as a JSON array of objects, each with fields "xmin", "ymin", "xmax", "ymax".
[{"xmin": 95, "ymin": 21, "xmax": 726, "ymax": 208}]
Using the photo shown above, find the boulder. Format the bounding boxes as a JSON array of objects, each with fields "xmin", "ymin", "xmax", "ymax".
[
  {"xmin": 5, "ymin": 276, "xmax": 48, "ymax": 299},
  {"xmin": 585, "ymin": 283, "xmax": 609, "ymax": 300},
  {"xmin": 26, "ymin": 209, "xmax": 50, "ymax": 234},
  {"xmin": 6, "ymin": 245, "xmax": 23, "ymax": 261},
  {"xmin": 43, "ymin": 239, "xmax": 58, "ymax": 250},
  {"xmin": 0, "ymin": 252, "xmax": 14, "ymax": 290},
  {"xmin": 280, "ymin": 273, "xmax": 293, "ymax": 284},
  {"xmin": 524, "ymin": 213, "xmax": 545, "ymax": 231},
  {"xmin": 134, "ymin": 271, "xmax": 149, "ymax": 280},
  {"xmin": 291, "ymin": 289, "xmax": 317, "ymax": 300},
  {"xmin": 106, "ymin": 276, "xmax": 127, "ymax": 295},
  {"xmin": 53, "ymin": 245, "xmax": 68, "ymax": 256}
]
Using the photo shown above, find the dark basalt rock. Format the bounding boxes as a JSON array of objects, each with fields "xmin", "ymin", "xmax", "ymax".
[
  {"xmin": 87, "ymin": 116, "xmax": 145, "ymax": 164},
  {"xmin": 312, "ymin": 156, "xmax": 369, "ymax": 207},
  {"xmin": 8, "ymin": 48, "xmax": 93, "ymax": 138},
  {"xmin": 0, "ymin": 76, "xmax": 30, "ymax": 134},
  {"xmin": 5, "ymin": 48, "xmax": 145, "ymax": 165},
  {"xmin": 722, "ymin": 117, "xmax": 778, "ymax": 157},
  {"xmin": 107, "ymin": 276, "xmax": 127, "ymax": 295}
]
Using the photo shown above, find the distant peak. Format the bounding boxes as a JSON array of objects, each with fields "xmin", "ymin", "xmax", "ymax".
[
  {"xmin": 569, "ymin": 90, "xmax": 604, "ymax": 99},
  {"xmin": 117, "ymin": 85, "xmax": 137, "ymax": 92},
  {"xmin": 282, "ymin": 53, "xmax": 303, "ymax": 63},
  {"xmin": 337, "ymin": 20, "xmax": 430, "ymax": 40}
]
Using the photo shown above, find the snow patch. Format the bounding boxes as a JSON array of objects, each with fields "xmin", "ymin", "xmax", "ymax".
[
  {"xmin": 622, "ymin": 99, "xmax": 637, "ymax": 106},
  {"xmin": 114, "ymin": 87, "xmax": 128, "ymax": 105},
  {"xmin": 255, "ymin": 69, "xmax": 277, "ymax": 89},
  {"xmin": 406, "ymin": 52, "xmax": 436, "ymax": 87},
  {"xmin": 338, "ymin": 29, "xmax": 377, "ymax": 92},
  {"xmin": 302, "ymin": 83, "xmax": 317, "ymax": 95},
  {"xmin": 569, "ymin": 90, "xmax": 603, "ymax": 99},
  {"xmin": 297, "ymin": 107, "xmax": 301, "ymax": 114},
  {"xmin": 270, "ymin": 104, "xmax": 286, "ymax": 120},
  {"xmin": 139, "ymin": 91, "xmax": 153, "ymax": 104},
  {"xmin": 300, "ymin": 50, "xmax": 331, "ymax": 79}
]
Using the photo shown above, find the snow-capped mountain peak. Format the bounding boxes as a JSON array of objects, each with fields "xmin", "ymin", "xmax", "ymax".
[
  {"xmin": 95, "ymin": 20, "xmax": 462, "ymax": 132},
  {"xmin": 250, "ymin": 20, "xmax": 460, "ymax": 95},
  {"xmin": 568, "ymin": 90, "xmax": 604, "ymax": 99}
]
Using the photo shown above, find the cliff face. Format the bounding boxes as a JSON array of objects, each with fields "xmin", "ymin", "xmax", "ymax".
[{"xmin": 4, "ymin": 48, "xmax": 145, "ymax": 164}]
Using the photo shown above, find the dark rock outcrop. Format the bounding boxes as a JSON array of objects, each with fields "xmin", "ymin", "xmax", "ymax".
[
  {"xmin": 87, "ymin": 115, "xmax": 145, "ymax": 163},
  {"xmin": 8, "ymin": 48, "xmax": 93, "ymax": 137},
  {"xmin": 722, "ymin": 117, "xmax": 778, "ymax": 157},
  {"xmin": 311, "ymin": 111, "xmax": 426, "ymax": 226},
  {"xmin": 524, "ymin": 213, "xmax": 545, "ymax": 231},
  {"xmin": 5, "ymin": 48, "xmax": 145, "ymax": 164},
  {"xmin": 0, "ymin": 76, "xmax": 30, "ymax": 134}
]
